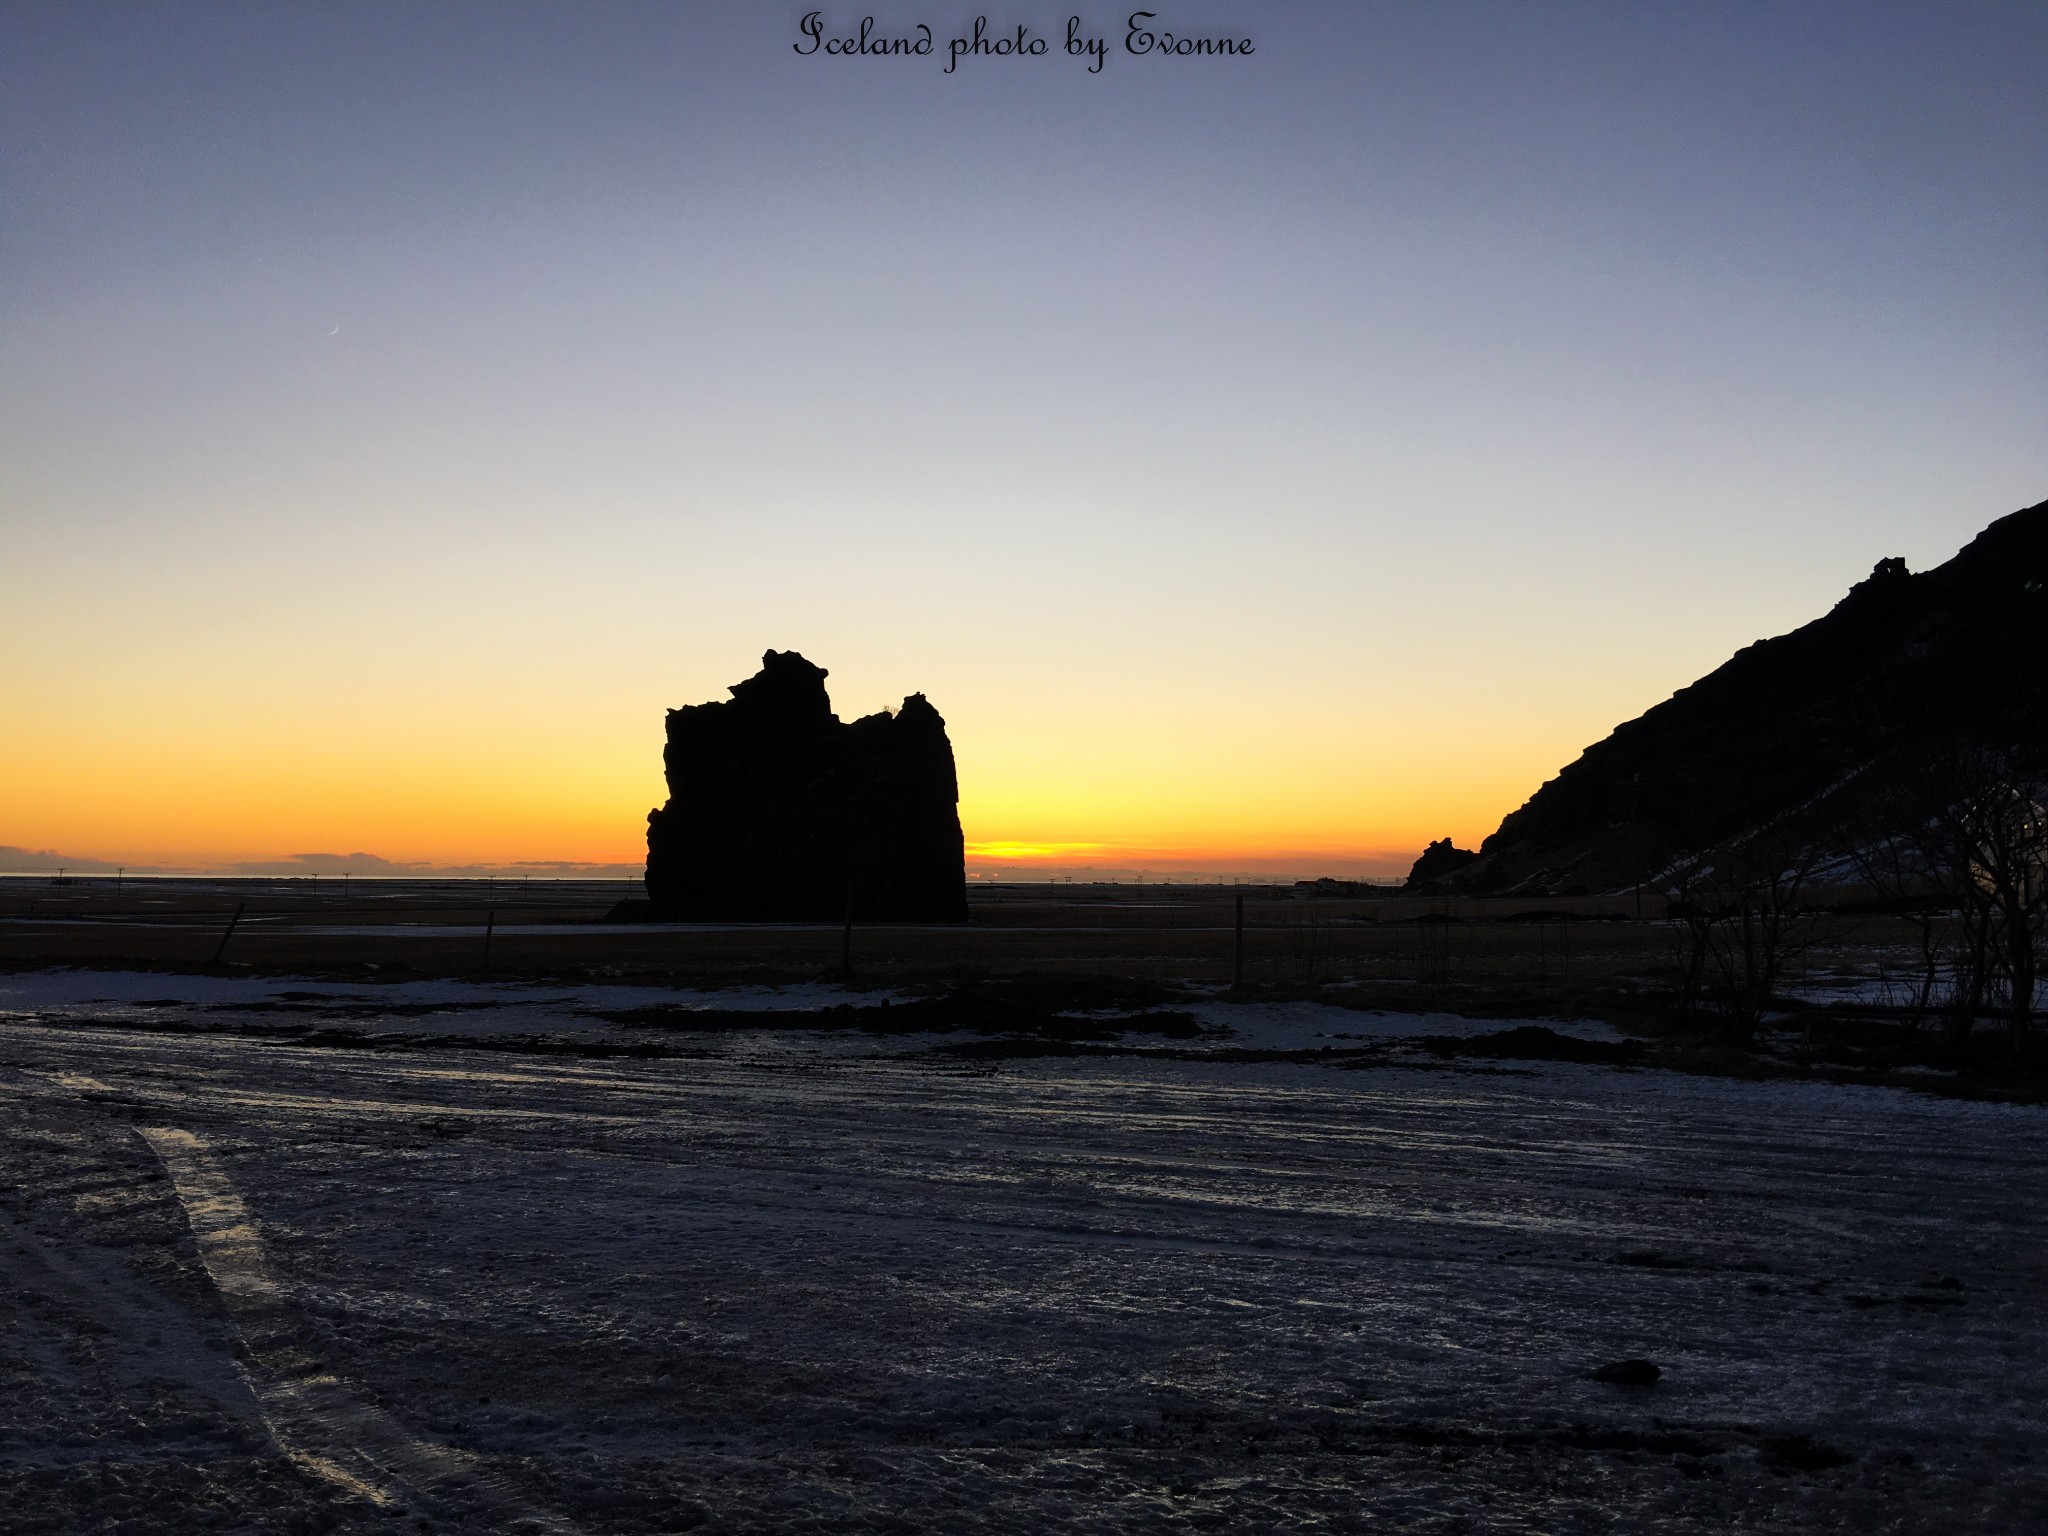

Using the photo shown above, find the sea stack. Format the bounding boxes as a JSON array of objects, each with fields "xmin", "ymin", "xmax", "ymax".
[{"xmin": 642, "ymin": 650, "xmax": 969, "ymax": 922}]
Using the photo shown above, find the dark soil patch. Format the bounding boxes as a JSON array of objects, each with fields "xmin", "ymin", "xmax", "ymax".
[
  {"xmin": 586, "ymin": 977, "xmax": 1205, "ymax": 1044},
  {"xmin": 1761, "ymin": 1433, "xmax": 1854, "ymax": 1473},
  {"xmin": 1420, "ymin": 1026, "xmax": 1639, "ymax": 1066}
]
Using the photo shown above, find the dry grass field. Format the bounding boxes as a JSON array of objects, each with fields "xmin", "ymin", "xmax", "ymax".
[
  {"xmin": 0, "ymin": 875, "xmax": 1951, "ymax": 1043},
  {"xmin": 0, "ymin": 876, "xmax": 1674, "ymax": 987}
]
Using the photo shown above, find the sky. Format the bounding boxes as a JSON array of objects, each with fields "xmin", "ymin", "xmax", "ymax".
[{"xmin": 3, "ymin": 1, "xmax": 2044, "ymax": 880}]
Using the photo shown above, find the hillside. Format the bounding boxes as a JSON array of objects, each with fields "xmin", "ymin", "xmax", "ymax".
[{"xmin": 1430, "ymin": 497, "xmax": 2048, "ymax": 896}]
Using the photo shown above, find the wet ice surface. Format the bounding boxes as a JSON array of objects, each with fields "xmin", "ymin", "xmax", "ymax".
[
  {"xmin": 1181, "ymin": 998, "xmax": 1625, "ymax": 1052},
  {"xmin": 0, "ymin": 967, "xmax": 871, "ymax": 1026},
  {"xmin": 0, "ymin": 969, "xmax": 1618, "ymax": 1057},
  {"xmin": 2, "ymin": 973, "xmax": 2046, "ymax": 1533}
]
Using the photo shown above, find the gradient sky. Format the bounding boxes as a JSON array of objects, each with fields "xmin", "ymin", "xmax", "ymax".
[{"xmin": 4, "ymin": 2, "xmax": 2044, "ymax": 878}]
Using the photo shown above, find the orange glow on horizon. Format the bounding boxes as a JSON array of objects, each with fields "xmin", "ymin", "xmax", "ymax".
[
  {"xmin": 0, "ymin": 634, "xmax": 1609, "ymax": 878},
  {"xmin": 0, "ymin": 710, "xmax": 1547, "ymax": 876},
  {"xmin": 965, "ymin": 842, "xmax": 1110, "ymax": 861}
]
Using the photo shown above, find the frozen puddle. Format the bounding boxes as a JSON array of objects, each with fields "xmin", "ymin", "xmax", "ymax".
[
  {"xmin": 0, "ymin": 968, "xmax": 887, "ymax": 1020},
  {"xmin": 1, "ymin": 971, "xmax": 2045, "ymax": 1531},
  {"xmin": 1188, "ymin": 995, "xmax": 1627, "ymax": 1052},
  {"xmin": 0, "ymin": 968, "xmax": 1625, "ymax": 1059},
  {"xmin": 0, "ymin": 969, "xmax": 908, "ymax": 1059}
]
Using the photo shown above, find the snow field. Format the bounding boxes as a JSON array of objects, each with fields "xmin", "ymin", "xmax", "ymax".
[{"xmin": 2, "ymin": 972, "xmax": 2045, "ymax": 1532}]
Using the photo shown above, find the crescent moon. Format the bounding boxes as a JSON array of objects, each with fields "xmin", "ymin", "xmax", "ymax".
[{"xmin": 327, "ymin": 324, "xmax": 340, "ymax": 336}]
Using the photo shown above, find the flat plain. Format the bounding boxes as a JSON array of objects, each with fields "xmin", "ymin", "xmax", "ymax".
[{"xmin": 2, "ymin": 881, "xmax": 2044, "ymax": 1533}]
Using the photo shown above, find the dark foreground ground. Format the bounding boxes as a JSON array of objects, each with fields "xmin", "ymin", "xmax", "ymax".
[
  {"xmin": 2, "ymin": 882, "xmax": 2044, "ymax": 1532},
  {"xmin": 0, "ymin": 876, "xmax": 1651, "ymax": 989}
]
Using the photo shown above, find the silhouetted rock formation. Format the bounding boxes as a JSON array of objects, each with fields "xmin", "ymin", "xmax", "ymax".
[
  {"xmin": 1403, "ymin": 838, "xmax": 1478, "ymax": 890},
  {"xmin": 1445, "ymin": 497, "xmax": 2048, "ymax": 895},
  {"xmin": 641, "ymin": 651, "xmax": 968, "ymax": 921}
]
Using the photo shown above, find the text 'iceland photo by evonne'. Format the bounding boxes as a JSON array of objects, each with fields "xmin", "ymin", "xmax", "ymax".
[
  {"xmin": 3, "ymin": 3, "xmax": 2046, "ymax": 1532},
  {"xmin": 793, "ymin": 11, "xmax": 1255, "ymax": 73}
]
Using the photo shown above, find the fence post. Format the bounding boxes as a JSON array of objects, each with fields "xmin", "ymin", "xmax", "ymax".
[
  {"xmin": 1232, "ymin": 894, "xmax": 1245, "ymax": 990},
  {"xmin": 211, "ymin": 902, "xmax": 246, "ymax": 966}
]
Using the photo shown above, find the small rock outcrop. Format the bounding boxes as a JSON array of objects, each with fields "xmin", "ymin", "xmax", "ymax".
[
  {"xmin": 641, "ymin": 651, "xmax": 968, "ymax": 922},
  {"xmin": 1403, "ymin": 838, "xmax": 1478, "ymax": 890}
]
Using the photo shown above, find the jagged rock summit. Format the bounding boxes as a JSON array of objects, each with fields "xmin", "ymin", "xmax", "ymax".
[
  {"xmin": 1408, "ymin": 496, "xmax": 2048, "ymax": 896},
  {"xmin": 1403, "ymin": 838, "xmax": 1477, "ymax": 890},
  {"xmin": 641, "ymin": 650, "xmax": 968, "ymax": 922}
]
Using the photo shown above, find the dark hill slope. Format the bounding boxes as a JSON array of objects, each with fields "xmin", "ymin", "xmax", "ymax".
[{"xmin": 1447, "ymin": 498, "xmax": 2048, "ymax": 896}]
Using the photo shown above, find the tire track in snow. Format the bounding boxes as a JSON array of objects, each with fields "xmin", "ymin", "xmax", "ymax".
[{"xmin": 130, "ymin": 1121, "xmax": 581, "ymax": 1532}]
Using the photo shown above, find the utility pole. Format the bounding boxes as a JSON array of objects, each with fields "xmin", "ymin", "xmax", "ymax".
[
  {"xmin": 840, "ymin": 877, "xmax": 855, "ymax": 978},
  {"xmin": 211, "ymin": 902, "xmax": 246, "ymax": 966}
]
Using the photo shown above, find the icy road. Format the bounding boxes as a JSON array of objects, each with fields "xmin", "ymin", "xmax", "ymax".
[{"xmin": 2, "ymin": 972, "xmax": 2045, "ymax": 1533}]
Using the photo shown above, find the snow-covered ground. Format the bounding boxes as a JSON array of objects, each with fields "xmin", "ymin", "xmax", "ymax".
[{"xmin": 3, "ymin": 970, "xmax": 2045, "ymax": 1533}]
